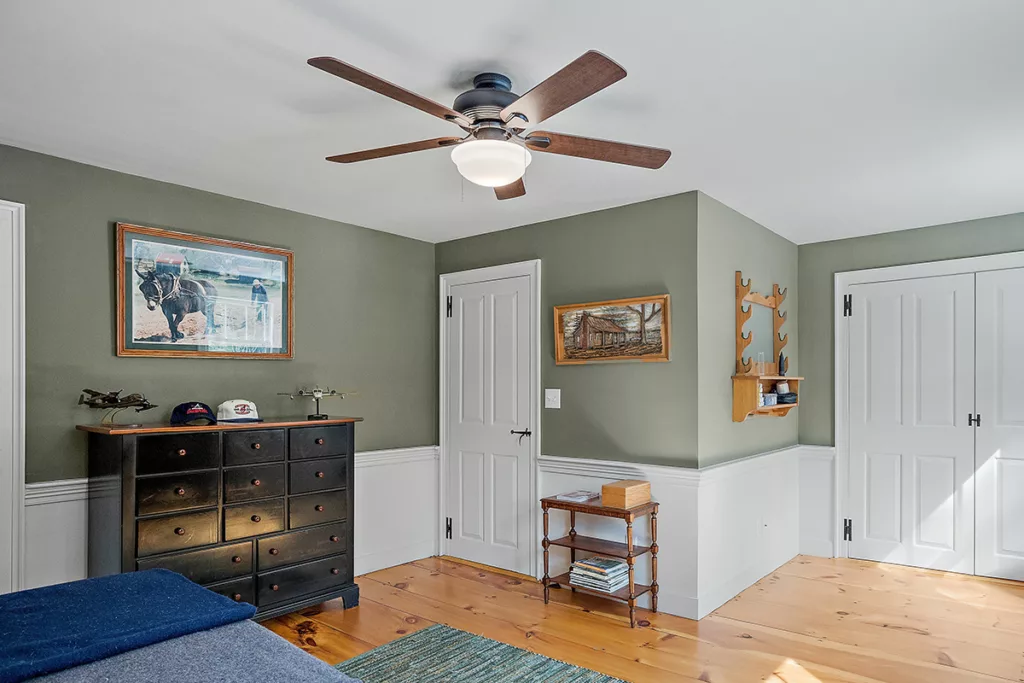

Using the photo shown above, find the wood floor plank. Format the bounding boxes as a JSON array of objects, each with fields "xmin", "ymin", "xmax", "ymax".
[
  {"xmin": 358, "ymin": 575, "xmax": 699, "ymax": 682},
  {"xmin": 263, "ymin": 612, "xmax": 374, "ymax": 665},
  {"xmin": 265, "ymin": 556, "xmax": 1024, "ymax": 683}
]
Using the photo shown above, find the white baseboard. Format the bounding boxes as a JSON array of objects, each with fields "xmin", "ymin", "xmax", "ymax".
[{"xmin": 20, "ymin": 445, "xmax": 440, "ymax": 590}]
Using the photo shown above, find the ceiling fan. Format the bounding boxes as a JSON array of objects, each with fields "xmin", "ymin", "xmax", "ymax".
[{"xmin": 307, "ymin": 51, "xmax": 672, "ymax": 200}]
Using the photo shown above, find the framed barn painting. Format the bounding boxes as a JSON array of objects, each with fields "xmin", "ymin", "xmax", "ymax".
[
  {"xmin": 554, "ymin": 294, "xmax": 670, "ymax": 365},
  {"xmin": 116, "ymin": 223, "xmax": 293, "ymax": 359}
]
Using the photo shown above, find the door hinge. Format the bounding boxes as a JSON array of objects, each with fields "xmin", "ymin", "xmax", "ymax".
[
  {"xmin": 446, "ymin": 296, "xmax": 452, "ymax": 318},
  {"xmin": 445, "ymin": 517, "xmax": 452, "ymax": 540},
  {"xmin": 969, "ymin": 413, "xmax": 982, "ymax": 427},
  {"xmin": 843, "ymin": 294, "xmax": 852, "ymax": 317},
  {"xmin": 843, "ymin": 518, "xmax": 852, "ymax": 541}
]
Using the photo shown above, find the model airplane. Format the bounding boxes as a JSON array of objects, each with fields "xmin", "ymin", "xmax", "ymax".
[
  {"xmin": 79, "ymin": 389, "xmax": 157, "ymax": 426},
  {"xmin": 278, "ymin": 386, "xmax": 356, "ymax": 420}
]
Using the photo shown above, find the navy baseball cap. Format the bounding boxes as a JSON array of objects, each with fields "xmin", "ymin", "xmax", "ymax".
[{"xmin": 170, "ymin": 402, "xmax": 217, "ymax": 426}]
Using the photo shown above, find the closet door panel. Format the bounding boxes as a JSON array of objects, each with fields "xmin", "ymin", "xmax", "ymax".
[{"xmin": 976, "ymin": 268, "xmax": 1024, "ymax": 580}]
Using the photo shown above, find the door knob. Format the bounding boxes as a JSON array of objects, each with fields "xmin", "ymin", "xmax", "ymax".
[{"xmin": 510, "ymin": 428, "xmax": 532, "ymax": 445}]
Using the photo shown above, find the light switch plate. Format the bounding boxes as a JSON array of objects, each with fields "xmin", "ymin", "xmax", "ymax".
[{"xmin": 545, "ymin": 388, "xmax": 561, "ymax": 409}]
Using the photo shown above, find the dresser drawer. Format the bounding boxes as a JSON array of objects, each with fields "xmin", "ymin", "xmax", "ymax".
[
  {"xmin": 137, "ymin": 541, "xmax": 252, "ymax": 584},
  {"xmin": 136, "ymin": 433, "xmax": 220, "ymax": 475},
  {"xmin": 257, "ymin": 554, "xmax": 349, "ymax": 606},
  {"xmin": 224, "ymin": 429, "xmax": 285, "ymax": 466},
  {"xmin": 137, "ymin": 509, "xmax": 218, "ymax": 557},
  {"xmin": 289, "ymin": 459, "xmax": 347, "ymax": 495},
  {"xmin": 289, "ymin": 490, "xmax": 346, "ymax": 529},
  {"xmin": 289, "ymin": 425, "xmax": 350, "ymax": 460},
  {"xmin": 136, "ymin": 471, "xmax": 218, "ymax": 516},
  {"xmin": 224, "ymin": 499, "xmax": 284, "ymax": 541},
  {"xmin": 224, "ymin": 464, "xmax": 285, "ymax": 503},
  {"xmin": 205, "ymin": 576, "xmax": 254, "ymax": 605},
  {"xmin": 257, "ymin": 522, "xmax": 347, "ymax": 571}
]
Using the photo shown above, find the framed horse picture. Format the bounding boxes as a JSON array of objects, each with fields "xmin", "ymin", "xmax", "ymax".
[{"xmin": 116, "ymin": 223, "xmax": 293, "ymax": 359}]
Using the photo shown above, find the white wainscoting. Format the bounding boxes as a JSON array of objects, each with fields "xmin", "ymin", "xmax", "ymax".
[
  {"xmin": 539, "ymin": 444, "xmax": 837, "ymax": 620},
  {"xmin": 21, "ymin": 443, "xmax": 834, "ymax": 619},
  {"xmin": 798, "ymin": 445, "xmax": 837, "ymax": 558},
  {"xmin": 353, "ymin": 446, "xmax": 439, "ymax": 576},
  {"xmin": 21, "ymin": 446, "xmax": 440, "ymax": 591}
]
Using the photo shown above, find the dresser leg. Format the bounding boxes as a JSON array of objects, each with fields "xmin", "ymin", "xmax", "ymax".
[
  {"xmin": 569, "ymin": 510, "xmax": 576, "ymax": 592},
  {"xmin": 542, "ymin": 506, "xmax": 550, "ymax": 604}
]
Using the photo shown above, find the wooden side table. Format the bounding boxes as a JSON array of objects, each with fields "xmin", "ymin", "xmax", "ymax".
[{"xmin": 541, "ymin": 495, "xmax": 659, "ymax": 628}]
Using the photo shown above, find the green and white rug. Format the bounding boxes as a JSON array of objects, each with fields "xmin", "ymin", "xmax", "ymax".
[{"xmin": 336, "ymin": 624, "xmax": 625, "ymax": 683}]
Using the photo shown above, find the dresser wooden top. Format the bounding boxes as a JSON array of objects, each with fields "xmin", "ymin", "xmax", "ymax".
[{"xmin": 77, "ymin": 416, "xmax": 363, "ymax": 435}]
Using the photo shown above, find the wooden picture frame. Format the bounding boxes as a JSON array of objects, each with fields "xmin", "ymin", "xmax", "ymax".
[
  {"xmin": 554, "ymin": 294, "xmax": 670, "ymax": 365},
  {"xmin": 116, "ymin": 223, "xmax": 294, "ymax": 359}
]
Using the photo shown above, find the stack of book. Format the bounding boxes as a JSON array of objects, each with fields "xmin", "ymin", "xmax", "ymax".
[{"xmin": 569, "ymin": 556, "xmax": 629, "ymax": 594}]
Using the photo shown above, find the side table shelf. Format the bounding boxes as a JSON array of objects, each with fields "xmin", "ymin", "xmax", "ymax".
[{"xmin": 540, "ymin": 496, "xmax": 659, "ymax": 628}]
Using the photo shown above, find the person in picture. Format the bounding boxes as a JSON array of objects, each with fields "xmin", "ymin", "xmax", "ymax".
[{"xmin": 251, "ymin": 278, "xmax": 269, "ymax": 322}]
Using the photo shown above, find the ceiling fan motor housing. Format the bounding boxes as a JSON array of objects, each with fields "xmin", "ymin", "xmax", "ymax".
[{"xmin": 453, "ymin": 73, "xmax": 519, "ymax": 124}]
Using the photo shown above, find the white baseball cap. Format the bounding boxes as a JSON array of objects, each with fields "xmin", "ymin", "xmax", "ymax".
[{"xmin": 217, "ymin": 399, "xmax": 262, "ymax": 423}]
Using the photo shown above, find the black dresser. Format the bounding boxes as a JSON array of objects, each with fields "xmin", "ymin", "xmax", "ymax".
[{"xmin": 80, "ymin": 417, "xmax": 361, "ymax": 620}]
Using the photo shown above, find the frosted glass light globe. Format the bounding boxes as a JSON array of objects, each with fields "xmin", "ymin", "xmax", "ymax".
[{"xmin": 450, "ymin": 140, "xmax": 532, "ymax": 187}]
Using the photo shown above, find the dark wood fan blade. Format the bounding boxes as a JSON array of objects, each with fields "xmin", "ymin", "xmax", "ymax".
[
  {"xmin": 494, "ymin": 178, "xmax": 526, "ymax": 200},
  {"xmin": 309, "ymin": 57, "xmax": 471, "ymax": 127},
  {"xmin": 327, "ymin": 137, "xmax": 462, "ymax": 163},
  {"xmin": 525, "ymin": 131, "xmax": 671, "ymax": 169},
  {"xmin": 500, "ymin": 51, "xmax": 626, "ymax": 126}
]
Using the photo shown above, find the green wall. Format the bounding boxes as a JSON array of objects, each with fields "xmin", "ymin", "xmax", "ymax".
[
  {"xmin": 798, "ymin": 211, "xmax": 1024, "ymax": 446},
  {"xmin": 0, "ymin": 144, "xmax": 438, "ymax": 483},
  {"xmin": 436, "ymin": 193, "xmax": 700, "ymax": 467},
  {"xmin": 696, "ymin": 193, "xmax": 799, "ymax": 467}
]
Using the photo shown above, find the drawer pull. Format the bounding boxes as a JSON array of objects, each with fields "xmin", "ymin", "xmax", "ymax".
[
  {"xmin": 315, "ymin": 438, "xmax": 325, "ymax": 445},
  {"xmin": 252, "ymin": 443, "xmax": 261, "ymax": 450},
  {"xmin": 175, "ymin": 487, "xmax": 186, "ymax": 497},
  {"xmin": 269, "ymin": 548, "xmax": 280, "ymax": 556},
  {"xmin": 251, "ymin": 479, "xmax": 261, "ymax": 487},
  {"xmin": 315, "ymin": 471, "xmax": 325, "ymax": 478},
  {"xmin": 232, "ymin": 556, "xmax": 242, "ymax": 564},
  {"xmin": 315, "ymin": 505, "xmax": 325, "ymax": 512},
  {"xmin": 271, "ymin": 583, "xmax": 280, "ymax": 591},
  {"xmin": 330, "ymin": 535, "xmax": 340, "ymax": 543},
  {"xmin": 251, "ymin": 515, "xmax": 261, "ymax": 523},
  {"xmin": 232, "ymin": 593, "xmax": 242, "ymax": 601},
  {"xmin": 174, "ymin": 527, "xmax": 185, "ymax": 536},
  {"xmin": 331, "ymin": 568, "xmax": 340, "ymax": 575},
  {"xmin": 177, "ymin": 449, "xmax": 187, "ymax": 457}
]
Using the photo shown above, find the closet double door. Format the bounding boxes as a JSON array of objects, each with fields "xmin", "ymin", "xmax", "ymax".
[{"xmin": 848, "ymin": 268, "xmax": 1024, "ymax": 580}]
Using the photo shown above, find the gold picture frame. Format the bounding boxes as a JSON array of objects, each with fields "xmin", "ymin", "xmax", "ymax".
[{"xmin": 554, "ymin": 294, "xmax": 670, "ymax": 365}]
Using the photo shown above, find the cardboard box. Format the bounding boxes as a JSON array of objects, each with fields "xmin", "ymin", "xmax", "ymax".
[{"xmin": 601, "ymin": 479, "xmax": 651, "ymax": 509}]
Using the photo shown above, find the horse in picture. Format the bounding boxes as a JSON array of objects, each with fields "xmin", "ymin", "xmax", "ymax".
[{"xmin": 136, "ymin": 270, "xmax": 218, "ymax": 342}]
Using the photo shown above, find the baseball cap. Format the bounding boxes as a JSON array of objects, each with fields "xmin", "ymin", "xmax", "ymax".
[
  {"xmin": 217, "ymin": 399, "xmax": 262, "ymax": 423},
  {"xmin": 170, "ymin": 402, "xmax": 217, "ymax": 426}
]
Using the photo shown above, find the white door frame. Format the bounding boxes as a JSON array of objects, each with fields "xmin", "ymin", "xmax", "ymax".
[
  {"xmin": 834, "ymin": 249, "xmax": 1024, "ymax": 560},
  {"xmin": 0, "ymin": 199, "xmax": 26, "ymax": 593},
  {"xmin": 439, "ymin": 259, "xmax": 541, "ymax": 575}
]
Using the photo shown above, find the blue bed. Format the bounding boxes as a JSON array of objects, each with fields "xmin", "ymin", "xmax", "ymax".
[{"xmin": 0, "ymin": 570, "xmax": 359, "ymax": 683}]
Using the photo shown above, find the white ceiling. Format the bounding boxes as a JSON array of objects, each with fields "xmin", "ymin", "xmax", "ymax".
[{"xmin": 2, "ymin": 1, "xmax": 1022, "ymax": 244}]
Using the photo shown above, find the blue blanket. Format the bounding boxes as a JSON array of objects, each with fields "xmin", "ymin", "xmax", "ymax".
[{"xmin": 0, "ymin": 569, "xmax": 256, "ymax": 682}]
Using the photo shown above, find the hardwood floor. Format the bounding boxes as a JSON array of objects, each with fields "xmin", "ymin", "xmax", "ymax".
[{"xmin": 264, "ymin": 555, "xmax": 1024, "ymax": 682}]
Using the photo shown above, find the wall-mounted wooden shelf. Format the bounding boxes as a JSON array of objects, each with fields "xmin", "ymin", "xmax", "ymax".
[{"xmin": 733, "ymin": 374, "xmax": 802, "ymax": 422}]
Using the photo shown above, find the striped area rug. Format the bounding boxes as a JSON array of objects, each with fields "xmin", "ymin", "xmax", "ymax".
[{"xmin": 335, "ymin": 624, "xmax": 625, "ymax": 683}]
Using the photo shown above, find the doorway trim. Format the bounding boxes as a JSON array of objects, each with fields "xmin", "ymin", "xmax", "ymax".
[
  {"xmin": 834, "ymin": 249, "xmax": 1024, "ymax": 561},
  {"xmin": 438, "ymin": 259, "xmax": 541, "ymax": 576},
  {"xmin": 0, "ymin": 199, "xmax": 26, "ymax": 593}
]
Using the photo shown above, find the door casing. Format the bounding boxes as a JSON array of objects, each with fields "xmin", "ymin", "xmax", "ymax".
[
  {"xmin": 438, "ymin": 259, "xmax": 541, "ymax": 576},
  {"xmin": 834, "ymin": 250, "xmax": 1024, "ymax": 562}
]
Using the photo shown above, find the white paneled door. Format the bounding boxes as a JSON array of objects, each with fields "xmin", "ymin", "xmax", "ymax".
[
  {"xmin": 848, "ymin": 274, "xmax": 975, "ymax": 573},
  {"xmin": 976, "ymin": 269, "xmax": 1024, "ymax": 580},
  {"xmin": 446, "ymin": 275, "xmax": 533, "ymax": 574}
]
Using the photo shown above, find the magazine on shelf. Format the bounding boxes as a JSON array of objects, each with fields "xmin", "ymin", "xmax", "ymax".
[
  {"xmin": 572, "ymin": 556, "xmax": 628, "ymax": 575},
  {"xmin": 569, "ymin": 574, "xmax": 630, "ymax": 593},
  {"xmin": 570, "ymin": 566, "xmax": 627, "ymax": 582},
  {"xmin": 555, "ymin": 490, "xmax": 600, "ymax": 503}
]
